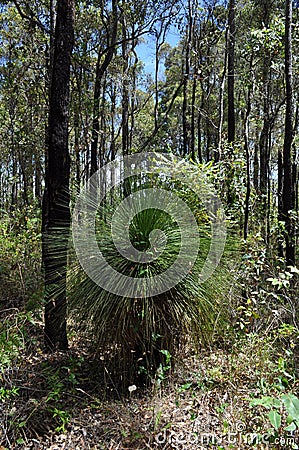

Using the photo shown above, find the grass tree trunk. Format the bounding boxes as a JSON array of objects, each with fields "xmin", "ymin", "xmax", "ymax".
[{"xmin": 42, "ymin": 0, "xmax": 74, "ymax": 350}]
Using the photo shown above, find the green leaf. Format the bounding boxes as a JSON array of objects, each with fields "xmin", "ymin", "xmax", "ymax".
[
  {"xmin": 18, "ymin": 420, "xmax": 27, "ymax": 428},
  {"xmin": 250, "ymin": 396, "xmax": 281, "ymax": 409},
  {"xmin": 284, "ymin": 422, "xmax": 296, "ymax": 432},
  {"xmin": 179, "ymin": 382, "xmax": 192, "ymax": 392},
  {"xmin": 282, "ymin": 393, "xmax": 299, "ymax": 422},
  {"xmin": 268, "ymin": 410, "xmax": 281, "ymax": 431}
]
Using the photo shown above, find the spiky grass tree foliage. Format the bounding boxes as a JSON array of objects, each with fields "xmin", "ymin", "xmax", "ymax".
[
  {"xmin": 68, "ymin": 179, "xmax": 225, "ymax": 389},
  {"xmin": 68, "ymin": 155, "xmax": 229, "ymax": 389}
]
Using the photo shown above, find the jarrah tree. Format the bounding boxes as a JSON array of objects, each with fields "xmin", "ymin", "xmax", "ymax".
[
  {"xmin": 281, "ymin": 0, "xmax": 296, "ymax": 265},
  {"xmin": 42, "ymin": 0, "xmax": 75, "ymax": 350}
]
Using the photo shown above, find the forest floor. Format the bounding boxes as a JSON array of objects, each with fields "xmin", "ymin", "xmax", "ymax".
[{"xmin": 1, "ymin": 304, "xmax": 299, "ymax": 450}]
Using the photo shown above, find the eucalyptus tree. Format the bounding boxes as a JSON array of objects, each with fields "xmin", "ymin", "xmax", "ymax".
[
  {"xmin": 42, "ymin": 0, "xmax": 74, "ymax": 350},
  {"xmin": 90, "ymin": 0, "xmax": 118, "ymax": 176},
  {"xmin": 156, "ymin": 1, "xmax": 228, "ymax": 159},
  {"xmin": 281, "ymin": 0, "xmax": 296, "ymax": 264},
  {"xmin": 227, "ymin": 0, "xmax": 235, "ymax": 144}
]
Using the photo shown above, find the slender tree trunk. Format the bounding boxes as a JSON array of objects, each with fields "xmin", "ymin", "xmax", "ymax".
[
  {"xmin": 74, "ymin": 58, "xmax": 84, "ymax": 189},
  {"xmin": 217, "ymin": 27, "xmax": 228, "ymax": 161},
  {"xmin": 42, "ymin": 0, "xmax": 74, "ymax": 350},
  {"xmin": 121, "ymin": 17, "xmax": 129, "ymax": 158},
  {"xmin": 258, "ymin": 3, "xmax": 271, "ymax": 217},
  {"xmin": 243, "ymin": 56, "xmax": 253, "ymax": 240},
  {"xmin": 154, "ymin": 23, "xmax": 168, "ymax": 131},
  {"xmin": 129, "ymin": 27, "xmax": 138, "ymax": 151},
  {"xmin": 227, "ymin": 0, "xmax": 235, "ymax": 143},
  {"xmin": 253, "ymin": 140, "xmax": 259, "ymax": 193},
  {"xmin": 35, "ymin": 157, "xmax": 42, "ymax": 205},
  {"xmin": 121, "ymin": 11, "xmax": 131, "ymax": 197},
  {"xmin": 74, "ymin": 109, "xmax": 80, "ymax": 188},
  {"xmin": 190, "ymin": 74, "xmax": 197, "ymax": 161},
  {"xmin": 197, "ymin": 108, "xmax": 202, "ymax": 163},
  {"xmin": 11, "ymin": 147, "xmax": 17, "ymax": 210},
  {"xmin": 99, "ymin": 74, "xmax": 107, "ymax": 168},
  {"xmin": 90, "ymin": 0, "xmax": 117, "ymax": 176},
  {"xmin": 181, "ymin": 0, "xmax": 193, "ymax": 156},
  {"xmin": 110, "ymin": 83, "xmax": 116, "ymax": 162},
  {"xmin": 182, "ymin": 34, "xmax": 190, "ymax": 154},
  {"xmin": 259, "ymin": 111, "xmax": 271, "ymax": 197}
]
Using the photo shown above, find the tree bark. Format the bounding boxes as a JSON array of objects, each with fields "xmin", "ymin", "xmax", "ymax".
[
  {"xmin": 282, "ymin": 0, "xmax": 295, "ymax": 265},
  {"xmin": 42, "ymin": 0, "xmax": 74, "ymax": 350}
]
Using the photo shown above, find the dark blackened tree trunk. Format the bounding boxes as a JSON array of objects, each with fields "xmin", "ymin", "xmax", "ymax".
[
  {"xmin": 121, "ymin": 10, "xmax": 131, "ymax": 197},
  {"xmin": 42, "ymin": 0, "xmax": 74, "ymax": 350},
  {"xmin": 121, "ymin": 14, "xmax": 129, "ymax": 159},
  {"xmin": 227, "ymin": 0, "xmax": 235, "ymax": 143},
  {"xmin": 282, "ymin": 0, "xmax": 295, "ymax": 265}
]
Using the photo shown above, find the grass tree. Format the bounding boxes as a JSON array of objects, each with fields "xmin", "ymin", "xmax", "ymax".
[{"xmin": 68, "ymin": 157, "xmax": 228, "ymax": 389}]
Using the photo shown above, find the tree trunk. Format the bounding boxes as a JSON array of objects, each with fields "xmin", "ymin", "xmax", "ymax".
[
  {"xmin": 90, "ymin": 0, "xmax": 118, "ymax": 176},
  {"xmin": 217, "ymin": 26, "xmax": 228, "ymax": 161},
  {"xmin": 243, "ymin": 55, "xmax": 253, "ymax": 240},
  {"xmin": 182, "ymin": 6, "xmax": 192, "ymax": 157},
  {"xmin": 190, "ymin": 74, "xmax": 196, "ymax": 161},
  {"xmin": 227, "ymin": 0, "xmax": 235, "ymax": 143},
  {"xmin": 121, "ymin": 11, "xmax": 131, "ymax": 197},
  {"xmin": 258, "ymin": 3, "xmax": 271, "ymax": 217},
  {"xmin": 42, "ymin": 0, "xmax": 74, "ymax": 350},
  {"xmin": 282, "ymin": 0, "xmax": 295, "ymax": 265}
]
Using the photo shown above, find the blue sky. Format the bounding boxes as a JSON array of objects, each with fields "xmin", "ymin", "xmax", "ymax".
[{"xmin": 136, "ymin": 26, "xmax": 180, "ymax": 75}]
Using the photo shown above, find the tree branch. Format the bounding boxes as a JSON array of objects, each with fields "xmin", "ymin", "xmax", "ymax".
[{"xmin": 12, "ymin": 0, "xmax": 48, "ymax": 33}]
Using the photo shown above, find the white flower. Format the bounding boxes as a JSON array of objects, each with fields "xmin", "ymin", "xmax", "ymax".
[{"xmin": 128, "ymin": 384, "xmax": 137, "ymax": 393}]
